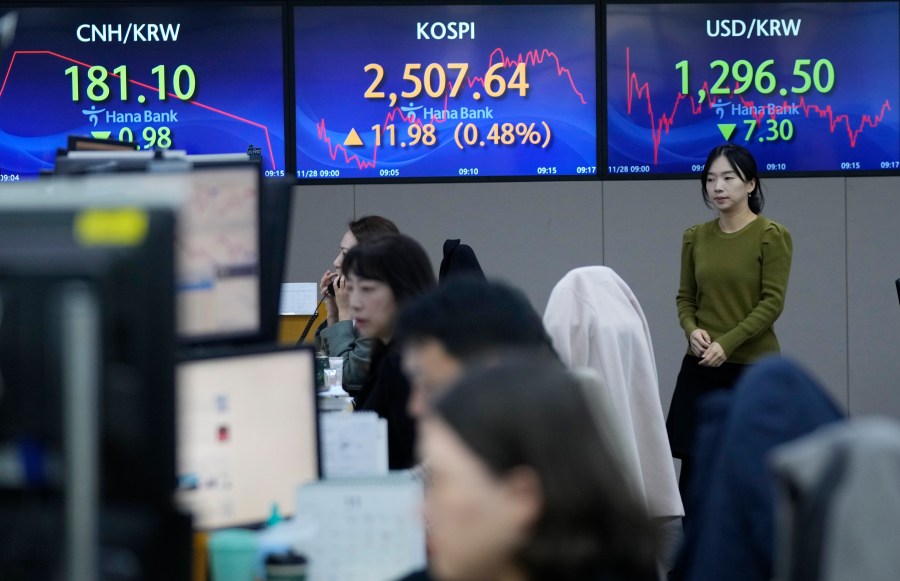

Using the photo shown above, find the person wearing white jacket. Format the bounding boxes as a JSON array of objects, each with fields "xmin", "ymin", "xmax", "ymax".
[{"xmin": 543, "ymin": 266, "xmax": 684, "ymax": 567}]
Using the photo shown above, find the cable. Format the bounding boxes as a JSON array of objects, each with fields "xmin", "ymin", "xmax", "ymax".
[{"xmin": 296, "ymin": 294, "xmax": 327, "ymax": 345}]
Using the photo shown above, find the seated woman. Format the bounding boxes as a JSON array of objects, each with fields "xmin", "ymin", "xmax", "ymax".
[
  {"xmin": 314, "ymin": 215, "xmax": 399, "ymax": 392},
  {"xmin": 343, "ymin": 234, "xmax": 436, "ymax": 469},
  {"xmin": 543, "ymin": 266, "xmax": 683, "ymax": 527},
  {"xmin": 420, "ymin": 358, "xmax": 659, "ymax": 581}
]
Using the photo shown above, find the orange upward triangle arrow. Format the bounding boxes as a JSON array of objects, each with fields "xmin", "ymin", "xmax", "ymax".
[{"xmin": 343, "ymin": 129, "xmax": 364, "ymax": 147}]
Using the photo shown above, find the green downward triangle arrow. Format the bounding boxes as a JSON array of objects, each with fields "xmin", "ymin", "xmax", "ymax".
[{"xmin": 718, "ymin": 123, "xmax": 737, "ymax": 141}]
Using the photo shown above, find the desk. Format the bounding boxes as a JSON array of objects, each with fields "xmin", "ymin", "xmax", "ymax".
[
  {"xmin": 278, "ymin": 311, "xmax": 328, "ymax": 346},
  {"xmin": 319, "ymin": 392, "xmax": 353, "ymax": 412},
  {"xmin": 281, "ymin": 313, "xmax": 354, "ymax": 410}
]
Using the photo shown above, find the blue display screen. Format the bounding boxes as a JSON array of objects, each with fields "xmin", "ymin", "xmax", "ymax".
[
  {"xmin": 294, "ymin": 4, "xmax": 598, "ymax": 181},
  {"xmin": 0, "ymin": 6, "xmax": 286, "ymax": 181},
  {"xmin": 605, "ymin": 2, "xmax": 900, "ymax": 176}
]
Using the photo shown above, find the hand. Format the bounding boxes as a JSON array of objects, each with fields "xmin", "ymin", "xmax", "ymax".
[
  {"xmin": 320, "ymin": 270, "xmax": 338, "ymax": 297},
  {"xmin": 320, "ymin": 270, "xmax": 339, "ymax": 324},
  {"xmin": 698, "ymin": 342, "xmax": 726, "ymax": 367},
  {"xmin": 690, "ymin": 329, "xmax": 711, "ymax": 357},
  {"xmin": 332, "ymin": 274, "xmax": 352, "ymax": 321}
]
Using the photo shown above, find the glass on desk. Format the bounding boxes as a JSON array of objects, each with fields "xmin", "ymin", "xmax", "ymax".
[
  {"xmin": 323, "ymin": 368, "xmax": 339, "ymax": 389},
  {"xmin": 315, "ymin": 352, "xmax": 328, "ymax": 391},
  {"xmin": 207, "ymin": 529, "xmax": 258, "ymax": 581},
  {"xmin": 327, "ymin": 357, "xmax": 344, "ymax": 389},
  {"xmin": 265, "ymin": 551, "xmax": 308, "ymax": 581}
]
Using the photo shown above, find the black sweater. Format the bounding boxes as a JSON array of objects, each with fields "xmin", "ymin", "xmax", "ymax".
[{"xmin": 355, "ymin": 341, "xmax": 417, "ymax": 470}]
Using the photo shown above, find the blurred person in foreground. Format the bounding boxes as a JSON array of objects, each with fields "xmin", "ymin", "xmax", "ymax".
[
  {"xmin": 396, "ymin": 276, "xmax": 556, "ymax": 419},
  {"xmin": 419, "ymin": 360, "xmax": 659, "ymax": 581}
]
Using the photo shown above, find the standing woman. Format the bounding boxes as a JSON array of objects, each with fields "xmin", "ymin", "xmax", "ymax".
[
  {"xmin": 666, "ymin": 144, "xmax": 792, "ymax": 502},
  {"xmin": 343, "ymin": 234, "xmax": 436, "ymax": 469}
]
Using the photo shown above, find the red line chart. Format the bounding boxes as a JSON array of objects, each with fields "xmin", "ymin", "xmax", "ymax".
[
  {"xmin": 624, "ymin": 47, "xmax": 893, "ymax": 165},
  {"xmin": 1, "ymin": 50, "xmax": 278, "ymax": 171},
  {"xmin": 314, "ymin": 47, "xmax": 590, "ymax": 170},
  {"xmin": 472, "ymin": 48, "xmax": 587, "ymax": 105}
]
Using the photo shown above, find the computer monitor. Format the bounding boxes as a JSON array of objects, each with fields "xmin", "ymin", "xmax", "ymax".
[
  {"xmin": 67, "ymin": 134, "xmax": 139, "ymax": 152},
  {"xmin": 175, "ymin": 163, "xmax": 262, "ymax": 345},
  {"xmin": 0, "ymin": 202, "xmax": 191, "ymax": 579},
  {"xmin": 52, "ymin": 149, "xmax": 184, "ymax": 175},
  {"xmin": 258, "ymin": 177, "xmax": 294, "ymax": 344},
  {"xmin": 2, "ymin": 163, "xmax": 264, "ymax": 345},
  {"xmin": 175, "ymin": 345, "xmax": 320, "ymax": 530},
  {"xmin": 0, "ymin": 205, "xmax": 180, "ymax": 500}
]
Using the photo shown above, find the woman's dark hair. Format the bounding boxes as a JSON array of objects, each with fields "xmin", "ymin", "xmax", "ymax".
[
  {"xmin": 348, "ymin": 215, "xmax": 399, "ymax": 244},
  {"xmin": 701, "ymin": 143, "xmax": 765, "ymax": 214},
  {"xmin": 432, "ymin": 360, "xmax": 658, "ymax": 581},
  {"xmin": 342, "ymin": 233, "xmax": 436, "ymax": 308}
]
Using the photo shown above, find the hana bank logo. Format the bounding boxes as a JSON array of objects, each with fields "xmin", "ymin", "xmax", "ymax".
[
  {"xmin": 712, "ymin": 102, "xmax": 730, "ymax": 119},
  {"xmin": 400, "ymin": 102, "xmax": 423, "ymax": 121},
  {"xmin": 82, "ymin": 104, "xmax": 106, "ymax": 126}
]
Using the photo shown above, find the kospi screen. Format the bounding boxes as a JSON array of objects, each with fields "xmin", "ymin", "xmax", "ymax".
[
  {"xmin": 605, "ymin": 2, "xmax": 900, "ymax": 177},
  {"xmin": 0, "ymin": 6, "xmax": 286, "ymax": 181},
  {"xmin": 294, "ymin": 4, "xmax": 598, "ymax": 181}
]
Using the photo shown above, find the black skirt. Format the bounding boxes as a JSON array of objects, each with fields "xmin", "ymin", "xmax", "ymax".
[{"xmin": 666, "ymin": 354, "xmax": 748, "ymax": 459}]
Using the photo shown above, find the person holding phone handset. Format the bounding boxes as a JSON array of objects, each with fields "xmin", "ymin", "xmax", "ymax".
[
  {"xmin": 344, "ymin": 234, "xmax": 436, "ymax": 469},
  {"xmin": 313, "ymin": 216, "xmax": 399, "ymax": 393},
  {"xmin": 666, "ymin": 144, "xmax": 792, "ymax": 503}
]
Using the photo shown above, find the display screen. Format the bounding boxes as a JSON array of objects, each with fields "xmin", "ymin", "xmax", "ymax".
[
  {"xmin": 176, "ymin": 165, "xmax": 261, "ymax": 342},
  {"xmin": 0, "ymin": 5, "xmax": 286, "ymax": 181},
  {"xmin": 605, "ymin": 2, "xmax": 900, "ymax": 176},
  {"xmin": 176, "ymin": 347, "xmax": 319, "ymax": 530},
  {"xmin": 1, "ymin": 166, "xmax": 261, "ymax": 342},
  {"xmin": 294, "ymin": 4, "xmax": 597, "ymax": 181}
]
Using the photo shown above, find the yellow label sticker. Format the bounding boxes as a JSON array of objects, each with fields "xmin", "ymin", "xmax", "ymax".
[{"xmin": 74, "ymin": 208, "xmax": 149, "ymax": 247}]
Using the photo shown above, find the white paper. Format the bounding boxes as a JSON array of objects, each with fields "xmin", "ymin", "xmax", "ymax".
[
  {"xmin": 294, "ymin": 472, "xmax": 426, "ymax": 581},
  {"xmin": 280, "ymin": 282, "xmax": 318, "ymax": 315},
  {"xmin": 320, "ymin": 412, "xmax": 389, "ymax": 478}
]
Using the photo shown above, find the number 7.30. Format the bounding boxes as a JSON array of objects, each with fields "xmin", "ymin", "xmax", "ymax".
[{"xmin": 742, "ymin": 118, "xmax": 794, "ymax": 142}]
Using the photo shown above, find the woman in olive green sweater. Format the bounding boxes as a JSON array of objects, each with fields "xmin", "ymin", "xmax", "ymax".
[{"xmin": 666, "ymin": 144, "xmax": 792, "ymax": 503}]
